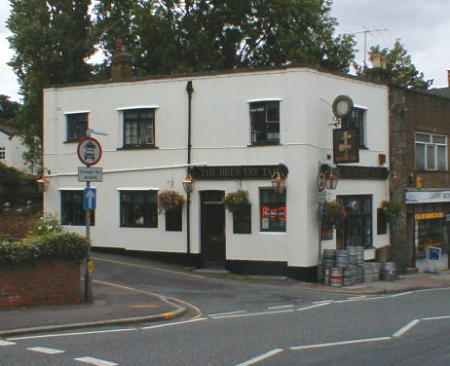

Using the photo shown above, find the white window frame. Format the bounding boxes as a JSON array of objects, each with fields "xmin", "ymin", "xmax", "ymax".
[
  {"xmin": 0, "ymin": 146, "xmax": 5, "ymax": 160},
  {"xmin": 415, "ymin": 132, "xmax": 448, "ymax": 171}
]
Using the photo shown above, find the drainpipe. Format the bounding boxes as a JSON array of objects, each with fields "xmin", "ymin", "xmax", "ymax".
[{"xmin": 186, "ymin": 81, "xmax": 194, "ymax": 259}]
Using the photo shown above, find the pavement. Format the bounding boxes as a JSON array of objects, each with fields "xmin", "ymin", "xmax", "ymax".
[{"xmin": 0, "ymin": 279, "xmax": 188, "ymax": 337}]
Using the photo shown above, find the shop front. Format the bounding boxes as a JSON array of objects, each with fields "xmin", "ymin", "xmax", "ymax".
[{"xmin": 405, "ymin": 191, "xmax": 450, "ymax": 271}]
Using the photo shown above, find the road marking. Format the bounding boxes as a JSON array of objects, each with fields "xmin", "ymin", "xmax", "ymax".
[
  {"xmin": 209, "ymin": 310, "xmax": 247, "ymax": 317},
  {"xmin": 393, "ymin": 319, "xmax": 420, "ymax": 337},
  {"xmin": 27, "ymin": 347, "xmax": 65, "ymax": 354},
  {"xmin": 235, "ymin": 348, "xmax": 284, "ymax": 366},
  {"xmin": 312, "ymin": 300, "xmax": 334, "ymax": 304},
  {"xmin": 141, "ymin": 317, "xmax": 207, "ymax": 330},
  {"xmin": 422, "ymin": 315, "xmax": 450, "ymax": 321},
  {"xmin": 290, "ymin": 337, "xmax": 392, "ymax": 351},
  {"xmin": 75, "ymin": 356, "xmax": 118, "ymax": 366},
  {"xmin": 389, "ymin": 291, "xmax": 414, "ymax": 298},
  {"xmin": 0, "ymin": 340, "xmax": 15, "ymax": 346},
  {"xmin": 297, "ymin": 302, "xmax": 331, "ymax": 312},
  {"xmin": 210, "ymin": 309, "xmax": 295, "ymax": 320},
  {"xmin": 365, "ymin": 296, "xmax": 389, "ymax": 301},
  {"xmin": 9, "ymin": 328, "xmax": 136, "ymax": 341},
  {"xmin": 268, "ymin": 305, "xmax": 295, "ymax": 310}
]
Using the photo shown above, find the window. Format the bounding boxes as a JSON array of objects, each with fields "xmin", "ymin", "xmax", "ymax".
[
  {"xmin": 66, "ymin": 113, "xmax": 88, "ymax": 142},
  {"xmin": 120, "ymin": 190, "xmax": 158, "ymax": 227},
  {"xmin": 123, "ymin": 109, "xmax": 155, "ymax": 148},
  {"xmin": 260, "ymin": 188, "xmax": 286, "ymax": 232},
  {"xmin": 233, "ymin": 204, "xmax": 251, "ymax": 234},
  {"xmin": 165, "ymin": 207, "xmax": 182, "ymax": 231},
  {"xmin": 250, "ymin": 101, "xmax": 280, "ymax": 145},
  {"xmin": 416, "ymin": 132, "xmax": 448, "ymax": 171},
  {"xmin": 61, "ymin": 190, "xmax": 95, "ymax": 226},
  {"xmin": 377, "ymin": 208, "xmax": 387, "ymax": 235},
  {"xmin": 0, "ymin": 147, "xmax": 5, "ymax": 160},
  {"xmin": 337, "ymin": 195, "xmax": 372, "ymax": 248},
  {"xmin": 342, "ymin": 107, "xmax": 366, "ymax": 147}
]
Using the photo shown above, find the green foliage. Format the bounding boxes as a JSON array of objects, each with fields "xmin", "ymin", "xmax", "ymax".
[
  {"xmin": 381, "ymin": 200, "xmax": 403, "ymax": 223},
  {"xmin": 29, "ymin": 214, "xmax": 62, "ymax": 237},
  {"xmin": 158, "ymin": 190, "xmax": 186, "ymax": 212},
  {"xmin": 0, "ymin": 232, "xmax": 89, "ymax": 265},
  {"xmin": 358, "ymin": 40, "xmax": 432, "ymax": 89},
  {"xmin": 225, "ymin": 190, "xmax": 250, "ymax": 212},
  {"xmin": 0, "ymin": 95, "xmax": 20, "ymax": 126}
]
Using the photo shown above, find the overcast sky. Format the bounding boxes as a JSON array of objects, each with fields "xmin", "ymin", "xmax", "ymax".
[{"xmin": 1, "ymin": 1, "xmax": 449, "ymax": 102}]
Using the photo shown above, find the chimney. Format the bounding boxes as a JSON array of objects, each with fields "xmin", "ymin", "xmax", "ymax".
[{"xmin": 111, "ymin": 39, "xmax": 133, "ymax": 82}]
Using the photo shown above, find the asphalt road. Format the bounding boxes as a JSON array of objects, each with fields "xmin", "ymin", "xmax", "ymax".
[{"xmin": 1, "ymin": 253, "xmax": 450, "ymax": 366}]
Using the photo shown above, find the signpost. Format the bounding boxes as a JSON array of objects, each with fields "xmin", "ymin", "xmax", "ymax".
[{"xmin": 77, "ymin": 136, "xmax": 102, "ymax": 303}]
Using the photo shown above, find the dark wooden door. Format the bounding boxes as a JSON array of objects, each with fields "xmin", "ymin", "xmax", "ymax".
[{"xmin": 201, "ymin": 191, "xmax": 226, "ymax": 267}]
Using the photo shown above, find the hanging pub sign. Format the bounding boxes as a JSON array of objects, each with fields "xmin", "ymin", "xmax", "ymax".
[{"xmin": 333, "ymin": 128, "xmax": 359, "ymax": 164}]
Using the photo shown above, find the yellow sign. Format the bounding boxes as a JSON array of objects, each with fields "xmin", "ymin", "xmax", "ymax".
[
  {"xmin": 415, "ymin": 212, "xmax": 445, "ymax": 221},
  {"xmin": 88, "ymin": 259, "xmax": 95, "ymax": 273}
]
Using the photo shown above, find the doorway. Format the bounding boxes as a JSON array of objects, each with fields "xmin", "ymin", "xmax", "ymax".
[{"xmin": 200, "ymin": 191, "xmax": 226, "ymax": 267}]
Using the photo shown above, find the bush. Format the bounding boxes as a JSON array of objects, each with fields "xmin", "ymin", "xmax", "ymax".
[
  {"xmin": 29, "ymin": 214, "xmax": 62, "ymax": 237},
  {"xmin": 0, "ymin": 232, "xmax": 89, "ymax": 265}
]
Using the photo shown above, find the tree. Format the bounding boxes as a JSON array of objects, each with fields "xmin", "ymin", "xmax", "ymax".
[
  {"xmin": 0, "ymin": 95, "xmax": 21, "ymax": 126},
  {"xmin": 358, "ymin": 40, "xmax": 432, "ymax": 89},
  {"xmin": 7, "ymin": 0, "xmax": 96, "ymax": 171}
]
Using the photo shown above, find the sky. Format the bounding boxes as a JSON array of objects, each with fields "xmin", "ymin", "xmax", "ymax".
[{"xmin": 1, "ymin": 1, "xmax": 449, "ymax": 102}]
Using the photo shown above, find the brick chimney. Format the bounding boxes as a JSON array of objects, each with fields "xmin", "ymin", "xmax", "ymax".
[{"xmin": 111, "ymin": 39, "xmax": 133, "ymax": 82}]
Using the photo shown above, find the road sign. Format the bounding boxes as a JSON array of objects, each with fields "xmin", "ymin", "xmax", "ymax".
[
  {"xmin": 83, "ymin": 187, "xmax": 96, "ymax": 210},
  {"xmin": 78, "ymin": 167, "xmax": 103, "ymax": 182},
  {"xmin": 77, "ymin": 137, "xmax": 102, "ymax": 167}
]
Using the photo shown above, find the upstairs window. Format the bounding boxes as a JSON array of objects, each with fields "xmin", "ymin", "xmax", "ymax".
[
  {"xmin": 250, "ymin": 101, "xmax": 280, "ymax": 145},
  {"xmin": 123, "ymin": 109, "xmax": 155, "ymax": 148},
  {"xmin": 342, "ymin": 107, "xmax": 366, "ymax": 148},
  {"xmin": 61, "ymin": 190, "xmax": 95, "ymax": 226},
  {"xmin": 416, "ymin": 132, "xmax": 448, "ymax": 171},
  {"xmin": 0, "ymin": 147, "xmax": 5, "ymax": 160},
  {"xmin": 120, "ymin": 190, "xmax": 158, "ymax": 228},
  {"xmin": 66, "ymin": 112, "xmax": 88, "ymax": 142}
]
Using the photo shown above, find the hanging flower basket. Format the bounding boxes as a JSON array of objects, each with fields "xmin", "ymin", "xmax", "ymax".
[
  {"xmin": 322, "ymin": 200, "xmax": 343, "ymax": 226},
  {"xmin": 381, "ymin": 200, "xmax": 402, "ymax": 223},
  {"xmin": 224, "ymin": 190, "xmax": 250, "ymax": 213},
  {"xmin": 158, "ymin": 190, "xmax": 186, "ymax": 212}
]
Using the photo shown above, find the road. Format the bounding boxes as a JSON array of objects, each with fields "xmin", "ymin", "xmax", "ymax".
[{"xmin": 1, "ymin": 253, "xmax": 450, "ymax": 366}]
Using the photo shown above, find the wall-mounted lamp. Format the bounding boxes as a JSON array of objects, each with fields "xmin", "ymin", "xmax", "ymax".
[
  {"xmin": 272, "ymin": 171, "xmax": 287, "ymax": 193},
  {"xmin": 36, "ymin": 176, "xmax": 49, "ymax": 193},
  {"xmin": 182, "ymin": 174, "xmax": 194, "ymax": 194}
]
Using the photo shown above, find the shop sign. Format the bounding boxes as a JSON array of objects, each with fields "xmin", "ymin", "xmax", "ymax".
[
  {"xmin": 415, "ymin": 212, "xmax": 445, "ymax": 221},
  {"xmin": 337, "ymin": 166, "xmax": 389, "ymax": 180},
  {"xmin": 333, "ymin": 128, "xmax": 359, "ymax": 164},
  {"xmin": 191, "ymin": 164, "xmax": 288, "ymax": 180},
  {"xmin": 406, "ymin": 191, "xmax": 450, "ymax": 204}
]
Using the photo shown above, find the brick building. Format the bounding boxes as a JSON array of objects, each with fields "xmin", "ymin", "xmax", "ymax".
[{"xmin": 390, "ymin": 86, "xmax": 450, "ymax": 272}]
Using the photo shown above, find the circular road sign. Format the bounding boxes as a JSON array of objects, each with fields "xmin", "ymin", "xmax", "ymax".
[{"xmin": 77, "ymin": 137, "xmax": 102, "ymax": 167}]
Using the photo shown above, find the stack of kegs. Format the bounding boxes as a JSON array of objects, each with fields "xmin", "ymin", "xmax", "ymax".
[
  {"xmin": 320, "ymin": 249, "xmax": 337, "ymax": 286},
  {"xmin": 330, "ymin": 267, "xmax": 344, "ymax": 287},
  {"xmin": 336, "ymin": 250, "xmax": 349, "ymax": 268},
  {"xmin": 381, "ymin": 262, "xmax": 397, "ymax": 281},
  {"xmin": 348, "ymin": 246, "xmax": 364, "ymax": 266},
  {"xmin": 343, "ymin": 265, "xmax": 356, "ymax": 286},
  {"xmin": 363, "ymin": 262, "xmax": 381, "ymax": 282}
]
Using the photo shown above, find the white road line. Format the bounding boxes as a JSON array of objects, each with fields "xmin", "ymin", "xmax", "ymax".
[
  {"xmin": 312, "ymin": 300, "xmax": 334, "ymax": 305},
  {"xmin": 208, "ymin": 310, "xmax": 247, "ymax": 317},
  {"xmin": 210, "ymin": 309, "xmax": 295, "ymax": 320},
  {"xmin": 140, "ymin": 317, "xmax": 207, "ymax": 330},
  {"xmin": 414, "ymin": 287, "xmax": 450, "ymax": 294},
  {"xmin": 235, "ymin": 348, "xmax": 284, "ymax": 366},
  {"xmin": 393, "ymin": 319, "xmax": 420, "ymax": 337},
  {"xmin": 348, "ymin": 296, "xmax": 367, "ymax": 300},
  {"xmin": 422, "ymin": 315, "xmax": 450, "ymax": 321},
  {"xmin": 290, "ymin": 337, "xmax": 392, "ymax": 351},
  {"xmin": 268, "ymin": 305, "xmax": 295, "ymax": 310},
  {"xmin": 75, "ymin": 356, "xmax": 118, "ymax": 366},
  {"xmin": 389, "ymin": 291, "xmax": 414, "ymax": 298},
  {"xmin": 364, "ymin": 296, "xmax": 389, "ymax": 301},
  {"xmin": 297, "ymin": 302, "xmax": 331, "ymax": 312},
  {"xmin": 27, "ymin": 347, "xmax": 65, "ymax": 355},
  {"xmin": 8, "ymin": 328, "xmax": 136, "ymax": 341},
  {"xmin": 0, "ymin": 340, "xmax": 15, "ymax": 346}
]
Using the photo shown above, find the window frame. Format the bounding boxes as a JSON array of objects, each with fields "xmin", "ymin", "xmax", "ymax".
[
  {"xmin": 60, "ymin": 190, "xmax": 95, "ymax": 226},
  {"xmin": 0, "ymin": 146, "xmax": 5, "ymax": 160},
  {"xmin": 415, "ymin": 132, "xmax": 448, "ymax": 171},
  {"xmin": 65, "ymin": 112, "xmax": 88, "ymax": 143},
  {"xmin": 249, "ymin": 101, "xmax": 280, "ymax": 146},
  {"xmin": 165, "ymin": 206, "xmax": 183, "ymax": 232},
  {"xmin": 122, "ymin": 108, "xmax": 156, "ymax": 149},
  {"xmin": 342, "ymin": 107, "xmax": 366, "ymax": 148},
  {"xmin": 259, "ymin": 188, "xmax": 287, "ymax": 233},
  {"xmin": 233, "ymin": 204, "xmax": 252, "ymax": 234},
  {"xmin": 119, "ymin": 190, "xmax": 158, "ymax": 228}
]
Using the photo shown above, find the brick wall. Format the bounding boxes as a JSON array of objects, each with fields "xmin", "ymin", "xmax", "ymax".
[{"xmin": 0, "ymin": 261, "xmax": 81, "ymax": 308}]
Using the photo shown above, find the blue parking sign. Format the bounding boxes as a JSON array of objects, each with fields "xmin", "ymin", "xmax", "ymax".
[{"xmin": 83, "ymin": 188, "xmax": 96, "ymax": 210}]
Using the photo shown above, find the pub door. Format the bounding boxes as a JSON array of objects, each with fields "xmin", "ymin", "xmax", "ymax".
[{"xmin": 200, "ymin": 191, "xmax": 226, "ymax": 267}]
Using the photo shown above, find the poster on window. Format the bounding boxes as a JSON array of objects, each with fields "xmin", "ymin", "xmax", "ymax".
[
  {"xmin": 261, "ymin": 205, "xmax": 287, "ymax": 231},
  {"xmin": 333, "ymin": 128, "xmax": 359, "ymax": 164}
]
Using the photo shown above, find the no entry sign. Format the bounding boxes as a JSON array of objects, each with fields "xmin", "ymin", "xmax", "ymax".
[{"xmin": 77, "ymin": 137, "xmax": 102, "ymax": 167}]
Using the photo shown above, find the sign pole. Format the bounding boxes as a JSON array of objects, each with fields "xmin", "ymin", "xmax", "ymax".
[{"xmin": 84, "ymin": 179, "xmax": 93, "ymax": 303}]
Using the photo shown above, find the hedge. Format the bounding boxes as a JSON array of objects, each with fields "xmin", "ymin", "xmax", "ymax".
[{"xmin": 0, "ymin": 232, "xmax": 89, "ymax": 265}]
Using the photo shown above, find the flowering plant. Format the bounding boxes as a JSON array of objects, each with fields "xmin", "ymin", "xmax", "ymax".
[
  {"xmin": 158, "ymin": 190, "xmax": 186, "ymax": 212},
  {"xmin": 29, "ymin": 214, "xmax": 62, "ymax": 237},
  {"xmin": 224, "ymin": 190, "xmax": 250, "ymax": 212}
]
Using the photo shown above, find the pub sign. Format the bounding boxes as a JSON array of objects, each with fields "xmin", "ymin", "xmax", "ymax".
[{"xmin": 333, "ymin": 128, "xmax": 359, "ymax": 164}]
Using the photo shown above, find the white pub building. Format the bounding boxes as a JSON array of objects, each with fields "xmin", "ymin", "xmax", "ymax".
[{"xmin": 43, "ymin": 66, "xmax": 390, "ymax": 281}]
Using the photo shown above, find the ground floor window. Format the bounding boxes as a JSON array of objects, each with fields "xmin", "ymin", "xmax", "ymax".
[
  {"xmin": 337, "ymin": 195, "xmax": 372, "ymax": 248},
  {"xmin": 0, "ymin": 147, "xmax": 5, "ymax": 160},
  {"xmin": 165, "ymin": 207, "xmax": 182, "ymax": 231},
  {"xmin": 61, "ymin": 190, "xmax": 94, "ymax": 226},
  {"xmin": 233, "ymin": 204, "xmax": 251, "ymax": 234},
  {"xmin": 120, "ymin": 190, "xmax": 158, "ymax": 228},
  {"xmin": 260, "ymin": 188, "xmax": 286, "ymax": 232},
  {"xmin": 416, "ymin": 216, "xmax": 447, "ymax": 259}
]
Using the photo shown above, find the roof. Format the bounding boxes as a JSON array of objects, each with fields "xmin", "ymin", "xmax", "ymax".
[
  {"xmin": 428, "ymin": 87, "xmax": 450, "ymax": 99},
  {"xmin": 0, "ymin": 123, "xmax": 18, "ymax": 137}
]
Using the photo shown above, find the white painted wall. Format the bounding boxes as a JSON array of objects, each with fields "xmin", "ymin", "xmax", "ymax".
[
  {"xmin": 0, "ymin": 131, "xmax": 29, "ymax": 173},
  {"xmin": 43, "ymin": 67, "xmax": 390, "ymax": 269}
]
